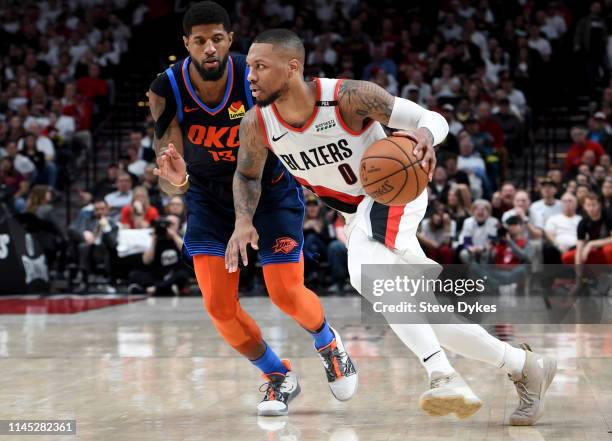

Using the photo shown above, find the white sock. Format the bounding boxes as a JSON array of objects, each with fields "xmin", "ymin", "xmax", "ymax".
[
  {"xmin": 422, "ymin": 349, "xmax": 455, "ymax": 377},
  {"xmin": 431, "ymin": 323, "xmax": 507, "ymax": 367},
  {"xmin": 501, "ymin": 343, "xmax": 526, "ymax": 377},
  {"xmin": 431, "ymin": 324, "xmax": 526, "ymax": 376},
  {"xmin": 389, "ymin": 324, "xmax": 454, "ymax": 376}
]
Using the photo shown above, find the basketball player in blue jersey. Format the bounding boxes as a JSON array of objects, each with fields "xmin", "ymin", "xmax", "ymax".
[{"xmin": 148, "ymin": 2, "xmax": 356, "ymax": 416}]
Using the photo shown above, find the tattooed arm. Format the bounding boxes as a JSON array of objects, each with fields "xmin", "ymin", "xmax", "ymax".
[
  {"xmin": 148, "ymin": 89, "xmax": 188, "ymax": 195},
  {"xmin": 233, "ymin": 109, "xmax": 269, "ymax": 222},
  {"xmin": 335, "ymin": 79, "xmax": 396, "ymax": 129},
  {"xmin": 225, "ymin": 109, "xmax": 269, "ymax": 271},
  {"xmin": 336, "ymin": 80, "xmax": 449, "ymax": 178}
]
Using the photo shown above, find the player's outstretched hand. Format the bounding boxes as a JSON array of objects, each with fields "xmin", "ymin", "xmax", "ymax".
[
  {"xmin": 153, "ymin": 144, "xmax": 187, "ymax": 185},
  {"xmin": 225, "ymin": 220, "xmax": 259, "ymax": 273},
  {"xmin": 393, "ymin": 128, "xmax": 437, "ymax": 181}
]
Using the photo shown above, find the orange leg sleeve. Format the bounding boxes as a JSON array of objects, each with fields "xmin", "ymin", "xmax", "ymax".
[
  {"xmin": 262, "ymin": 256, "xmax": 325, "ymax": 332},
  {"xmin": 193, "ymin": 254, "xmax": 264, "ymax": 359}
]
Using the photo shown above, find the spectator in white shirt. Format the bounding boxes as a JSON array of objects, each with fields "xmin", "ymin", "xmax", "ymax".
[
  {"xmin": 432, "ymin": 63, "xmax": 461, "ymax": 98},
  {"xmin": 537, "ymin": 10, "xmax": 561, "ymax": 40},
  {"xmin": 0, "ymin": 141, "xmax": 36, "ymax": 178},
  {"xmin": 457, "ymin": 134, "xmax": 488, "ymax": 197},
  {"xmin": 441, "ymin": 103, "xmax": 464, "ymax": 136},
  {"xmin": 104, "ymin": 172, "xmax": 133, "ymax": 220},
  {"xmin": 68, "ymin": 31, "xmax": 90, "ymax": 64},
  {"xmin": 544, "ymin": 192, "xmax": 582, "ymax": 263},
  {"xmin": 527, "ymin": 25, "xmax": 552, "ymax": 60},
  {"xmin": 439, "ymin": 12, "xmax": 462, "ymax": 41},
  {"xmin": 459, "ymin": 199, "xmax": 499, "ymax": 264},
  {"xmin": 19, "ymin": 122, "xmax": 55, "ymax": 161},
  {"xmin": 458, "ymin": 0, "xmax": 476, "ymax": 20},
  {"xmin": 125, "ymin": 147, "xmax": 147, "ymax": 178},
  {"xmin": 501, "ymin": 77, "xmax": 527, "ymax": 116},
  {"xmin": 530, "ymin": 178, "xmax": 562, "ymax": 230},
  {"xmin": 307, "ymin": 35, "xmax": 337, "ymax": 67},
  {"xmin": 400, "ymin": 69, "xmax": 431, "ymax": 105},
  {"xmin": 501, "ymin": 190, "xmax": 544, "ymax": 240},
  {"xmin": 546, "ymin": 2, "xmax": 567, "ymax": 37},
  {"xmin": 465, "ymin": 18, "xmax": 489, "ymax": 58}
]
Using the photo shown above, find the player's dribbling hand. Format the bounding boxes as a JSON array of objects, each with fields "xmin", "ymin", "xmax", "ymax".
[
  {"xmin": 225, "ymin": 220, "xmax": 259, "ymax": 272},
  {"xmin": 393, "ymin": 128, "xmax": 437, "ymax": 181},
  {"xmin": 153, "ymin": 144, "xmax": 187, "ymax": 185}
]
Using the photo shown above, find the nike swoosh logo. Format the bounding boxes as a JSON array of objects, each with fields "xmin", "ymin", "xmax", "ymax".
[
  {"xmin": 423, "ymin": 350, "xmax": 441, "ymax": 363},
  {"xmin": 272, "ymin": 132, "xmax": 288, "ymax": 142},
  {"xmin": 184, "ymin": 106, "xmax": 199, "ymax": 113}
]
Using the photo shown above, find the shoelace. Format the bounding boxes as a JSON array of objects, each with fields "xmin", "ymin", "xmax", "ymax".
[
  {"xmin": 513, "ymin": 375, "xmax": 536, "ymax": 409},
  {"xmin": 259, "ymin": 379, "xmax": 283, "ymax": 401},
  {"xmin": 431, "ymin": 373, "xmax": 455, "ymax": 389},
  {"xmin": 321, "ymin": 347, "xmax": 348, "ymax": 378}
]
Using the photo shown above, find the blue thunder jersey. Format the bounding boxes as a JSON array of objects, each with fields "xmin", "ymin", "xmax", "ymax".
[
  {"xmin": 150, "ymin": 53, "xmax": 290, "ymax": 208},
  {"xmin": 150, "ymin": 54, "xmax": 305, "ymax": 263}
]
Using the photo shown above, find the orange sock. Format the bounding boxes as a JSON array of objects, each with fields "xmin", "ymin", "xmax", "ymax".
[
  {"xmin": 193, "ymin": 254, "xmax": 264, "ymax": 359},
  {"xmin": 262, "ymin": 256, "xmax": 325, "ymax": 332}
]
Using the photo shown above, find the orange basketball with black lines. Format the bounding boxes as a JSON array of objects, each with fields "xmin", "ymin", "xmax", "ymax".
[{"xmin": 359, "ymin": 136, "xmax": 429, "ymax": 206}]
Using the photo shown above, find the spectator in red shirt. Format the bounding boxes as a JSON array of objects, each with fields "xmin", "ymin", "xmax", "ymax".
[
  {"xmin": 120, "ymin": 186, "xmax": 159, "ymax": 229},
  {"xmin": 477, "ymin": 102, "xmax": 505, "ymax": 149},
  {"xmin": 76, "ymin": 63, "xmax": 109, "ymax": 126},
  {"xmin": 76, "ymin": 64, "xmax": 109, "ymax": 100},
  {"xmin": 494, "ymin": 216, "xmax": 530, "ymax": 269},
  {"xmin": 564, "ymin": 126, "xmax": 606, "ymax": 175},
  {"xmin": 61, "ymin": 82, "xmax": 92, "ymax": 130},
  {"xmin": 477, "ymin": 101, "xmax": 508, "ymax": 181}
]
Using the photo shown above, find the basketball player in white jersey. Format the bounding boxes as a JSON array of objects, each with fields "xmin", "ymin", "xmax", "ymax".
[{"xmin": 218, "ymin": 29, "xmax": 555, "ymax": 424}]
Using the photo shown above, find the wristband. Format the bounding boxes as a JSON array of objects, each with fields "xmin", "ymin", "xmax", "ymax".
[{"xmin": 169, "ymin": 174, "xmax": 189, "ymax": 187}]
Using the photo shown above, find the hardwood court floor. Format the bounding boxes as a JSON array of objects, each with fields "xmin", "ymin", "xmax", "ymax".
[{"xmin": 1, "ymin": 296, "xmax": 611, "ymax": 441}]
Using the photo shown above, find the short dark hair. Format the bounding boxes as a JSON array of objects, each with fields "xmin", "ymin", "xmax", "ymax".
[
  {"xmin": 506, "ymin": 215, "xmax": 524, "ymax": 226},
  {"xmin": 584, "ymin": 192, "xmax": 601, "ymax": 202},
  {"xmin": 183, "ymin": 1, "xmax": 231, "ymax": 35},
  {"xmin": 253, "ymin": 28, "xmax": 305, "ymax": 61}
]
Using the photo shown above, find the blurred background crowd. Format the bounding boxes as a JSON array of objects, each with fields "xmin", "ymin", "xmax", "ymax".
[{"xmin": 2, "ymin": 0, "xmax": 612, "ymax": 296}]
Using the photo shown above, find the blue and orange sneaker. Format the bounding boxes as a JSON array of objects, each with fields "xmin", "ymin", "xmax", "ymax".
[
  {"xmin": 316, "ymin": 326, "xmax": 358, "ymax": 401},
  {"xmin": 257, "ymin": 360, "xmax": 301, "ymax": 416}
]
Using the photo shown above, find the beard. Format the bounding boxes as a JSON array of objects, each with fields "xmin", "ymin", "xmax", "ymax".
[
  {"xmin": 254, "ymin": 82, "xmax": 289, "ymax": 108},
  {"xmin": 192, "ymin": 55, "xmax": 228, "ymax": 81}
]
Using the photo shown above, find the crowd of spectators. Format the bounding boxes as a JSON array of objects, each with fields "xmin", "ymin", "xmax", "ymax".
[
  {"xmin": 0, "ymin": 1, "xmax": 141, "ymax": 292},
  {"xmin": 65, "ymin": 142, "xmax": 191, "ymax": 293},
  {"xmin": 0, "ymin": 1, "xmax": 135, "ymax": 210},
  {"xmin": 3, "ymin": 0, "xmax": 612, "ymax": 295}
]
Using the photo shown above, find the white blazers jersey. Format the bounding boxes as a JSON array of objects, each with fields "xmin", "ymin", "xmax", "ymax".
[{"xmin": 256, "ymin": 77, "xmax": 428, "ymax": 251}]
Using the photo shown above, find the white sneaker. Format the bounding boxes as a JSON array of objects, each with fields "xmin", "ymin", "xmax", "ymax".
[
  {"xmin": 419, "ymin": 371, "xmax": 483, "ymax": 419},
  {"xmin": 509, "ymin": 344, "xmax": 557, "ymax": 425},
  {"xmin": 257, "ymin": 360, "xmax": 301, "ymax": 416},
  {"xmin": 316, "ymin": 326, "xmax": 358, "ymax": 401}
]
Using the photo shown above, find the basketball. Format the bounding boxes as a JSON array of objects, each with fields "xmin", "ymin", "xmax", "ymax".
[{"xmin": 359, "ymin": 136, "xmax": 429, "ymax": 206}]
